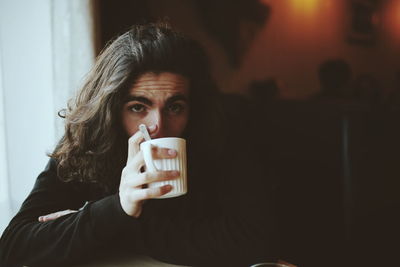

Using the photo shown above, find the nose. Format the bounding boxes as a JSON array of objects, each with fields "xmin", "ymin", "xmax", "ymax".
[{"xmin": 147, "ymin": 110, "xmax": 165, "ymax": 139}]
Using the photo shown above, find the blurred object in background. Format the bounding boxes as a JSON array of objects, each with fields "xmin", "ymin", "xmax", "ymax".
[
  {"xmin": 312, "ymin": 59, "xmax": 354, "ymax": 101},
  {"xmin": 347, "ymin": 0, "xmax": 378, "ymax": 45},
  {"xmin": 195, "ymin": 0, "xmax": 271, "ymax": 68},
  {"xmin": 249, "ymin": 78, "xmax": 282, "ymax": 103}
]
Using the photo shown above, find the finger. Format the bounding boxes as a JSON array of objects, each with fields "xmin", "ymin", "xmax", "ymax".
[
  {"xmin": 125, "ymin": 170, "xmax": 180, "ymax": 187},
  {"xmin": 38, "ymin": 211, "xmax": 64, "ymax": 222},
  {"xmin": 38, "ymin": 210, "xmax": 78, "ymax": 222},
  {"xmin": 123, "ymin": 150, "xmax": 144, "ymax": 176},
  {"xmin": 127, "ymin": 131, "xmax": 145, "ymax": 163},
  {"xmin": 39, "ymin": 210, "xmax": 77, "ymax": 222},
  {"xmin": 134, "ymin": 185, "xmax": 173, "ymax": 201},
  {"xmin": 151, "ymin": 145, "xmax": 177, "ymax": 159}
]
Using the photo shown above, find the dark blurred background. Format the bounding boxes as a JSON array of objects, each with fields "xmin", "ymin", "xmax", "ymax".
[
  {"xmin": 94, "ymin": 0, "xmax": 400, "ymax": 98},
  {"xmin": 93, "ymin": 0, "xmax": 400, "ymax": 266}
]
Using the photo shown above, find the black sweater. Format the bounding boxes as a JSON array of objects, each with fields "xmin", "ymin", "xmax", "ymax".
[{"xmin": 0, "ymin": 144, "xmax": 278, "ymax": 267}]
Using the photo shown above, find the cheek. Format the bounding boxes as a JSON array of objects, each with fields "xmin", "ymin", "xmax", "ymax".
[
  {"xmin": 169, "ymin": 114, "xmax": 189, "ymax": 136},
  {"xmin": 121, "ymin": 112, "xmax": 140, "ymax": 136}
]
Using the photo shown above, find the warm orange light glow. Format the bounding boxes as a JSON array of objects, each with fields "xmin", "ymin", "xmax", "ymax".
[
  {"xmin": 290, "ymin": 0, "xmax": 321, "ymax": 15},
  {"xmin": 382, "ymin": 0, "xmax": 400, "ymax": 42},
  {"xmin": 284, "ymin": 0, "xmax": 339, "ymax": 41},
  {"xmin": 394, "ymin": 0, "xmax": 400, "ymax": 32}
]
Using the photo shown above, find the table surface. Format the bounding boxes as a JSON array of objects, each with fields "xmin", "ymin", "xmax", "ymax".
[
  {"xmin": 72, "ymin": 255, "xmax": 296, "ymax": 267},
  {"xmin": 72, "ymin": 254, "xmax": 190, "ymax": 267},
  {"xmin": 24, "ymin": 255, "xmax": 295, "ymax": 267}
]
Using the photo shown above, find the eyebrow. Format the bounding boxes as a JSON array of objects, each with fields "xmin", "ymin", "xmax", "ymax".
[
  {"xmin": 123, "ymin": 94, "xmax": 188, "ymax": 106},
  {"xmin": 165, "ymin": 94, "xmax": 188, "ymax": 105},
  {"xmin": 123, "ymin": 96, "xmax": 153, "ymax": 106}
]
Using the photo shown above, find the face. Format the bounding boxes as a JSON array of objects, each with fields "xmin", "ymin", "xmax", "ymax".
[{"xmin": 121, "ymin": 72, "xmax": 190, "ymax": 139}]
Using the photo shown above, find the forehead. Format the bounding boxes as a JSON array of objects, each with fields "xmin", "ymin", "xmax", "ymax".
[{"xmin": 129, "ymin": 72, "xmax": 189, "ymax": 96}]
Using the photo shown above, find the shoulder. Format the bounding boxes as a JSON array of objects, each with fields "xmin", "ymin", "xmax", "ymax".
[
  {"xmin": 31, "ymin": 158, "xmax": 92, "ymax": 203},
  {"xmin": 34, "ymin": 157, "xmax": 63, "ymax": 188}
]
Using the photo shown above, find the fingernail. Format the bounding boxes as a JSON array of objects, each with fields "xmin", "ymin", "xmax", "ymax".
[
  {"xmin": 168, "ymin": 149, "xmax": 177, "ymax": 156},
  {"xmin": 165, "ymin": 185, "xmax": 173, "ymax": 191},
  {"xmin": 38, "ymin": 216, "xmax": 43, "ymax": 221},
  {"xmin": 148, "ymin": 125, "xmax": 156, "ymax": 131},
  {"xmin": 171, "ymin": 171, "xmax": 180, "ymax": 176}
]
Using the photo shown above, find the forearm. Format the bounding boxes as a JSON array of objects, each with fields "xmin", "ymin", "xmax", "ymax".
[
  {"xmin": 136, "ymin": 157, "xmax": 279, "ymax": 266},
  {"xmin": 0, "ymin": 194, "xmax": 140, "ymax": 267},
  {"xmin": 137, "ymin": 204, "xmax": 278, "ymax": 266}
]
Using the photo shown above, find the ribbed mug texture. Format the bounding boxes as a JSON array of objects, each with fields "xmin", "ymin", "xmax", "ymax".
[{"xmin": 140, "ymin": 138, "xmax": 187, "ymax": 198}]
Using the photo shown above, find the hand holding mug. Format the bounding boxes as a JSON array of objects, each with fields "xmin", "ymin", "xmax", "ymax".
[{"xmin": 119, "ymin": 131, "xmax": 180, "ymax": 218}]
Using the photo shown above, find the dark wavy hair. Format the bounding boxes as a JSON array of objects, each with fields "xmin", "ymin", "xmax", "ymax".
[{"xmin": 50, "ymin": 23, "xmax": 223, "ymax": 193}]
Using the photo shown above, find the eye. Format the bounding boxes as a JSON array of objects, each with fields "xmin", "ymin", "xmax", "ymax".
[
  {"xmin": 129, "ymin": 104, "xmax": 146, "ymax": 113},
  {"xmin": 167, "ymin": 103, "xmax": 185, "ymax": 114}
]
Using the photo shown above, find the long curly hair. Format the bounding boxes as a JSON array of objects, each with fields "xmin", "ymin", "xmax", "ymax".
[{"xmin": 50, "ymin": 23, "xmax": 223, "ymax": 193}]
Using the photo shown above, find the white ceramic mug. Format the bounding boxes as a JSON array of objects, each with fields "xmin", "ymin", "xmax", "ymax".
[{"xmin": 140, "ymin": 137, "xmax": 187, "ymax": 199}]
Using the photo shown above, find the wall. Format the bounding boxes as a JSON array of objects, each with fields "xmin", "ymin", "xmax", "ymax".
[
  {"xmin": 237, "ymin": 0, "xmax": 400, "ymax": 98},
  {"xmin": 142, "ymin": 0, "xmax": 400, "ymax": 97}
]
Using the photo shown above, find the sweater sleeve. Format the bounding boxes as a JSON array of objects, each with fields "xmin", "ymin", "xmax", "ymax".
[
  {"xmin": 138, "ymin": 206, "xmax": 277, "ymax": 267},
  {"xmin": 136, "ymin": 148, "xmax": 279, "ymax": 267},
  {"xmin": 0, "ymin": 159, "xmax": 139, "ymax": 267}
]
